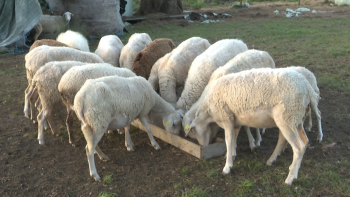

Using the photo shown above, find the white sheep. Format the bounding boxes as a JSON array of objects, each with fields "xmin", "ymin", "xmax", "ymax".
[
  {"xmin": 24, "ymin": 45, "xmax": 104, "ymax": 123},
  {"xmin": 148, "ymin": 37, "xmax": 211, "ymax": 107},
  {"xmin": 56, "ymin": 30, "xmax": 90, "ymax": 52},
  {"xmin": 119, "ymin": 33, "xmax": 152, "ymax": 70},
  {"xmin": 94, "ymin": 35, "xmax": 124, "ymax": 67},
  {"xmin": 33, "ymin": 12, "xmax": 74, "ymax": 41},
  {"xmin": 74, "ymin": 75, "xmax": 183, "ymax": 180},
  {"xmin": 176, "ymin": 39, "xmax": 248, "ymax": 112},
  {"xmin": 32, "ymin": 61, "xmax": 90, "ymax": 145},
  {"xmin": 57, "ymin": 63, "xmax": 136, "ymax": 145},
  {"xmin": 183, "ymin": 49, "xmax": 276, "ymax": 150},
  {"xmin": 187, "ymin": 68, "xmax": 319, "ymax": 185}
]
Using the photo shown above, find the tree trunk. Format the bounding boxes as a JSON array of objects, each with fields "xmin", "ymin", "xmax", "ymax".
[{"xmin": 135, "ymin": 0, "xmax": 183, "ymax": 16}]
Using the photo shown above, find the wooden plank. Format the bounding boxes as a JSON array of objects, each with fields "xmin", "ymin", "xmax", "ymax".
[{"xmin": 132, "ymin": 119, "xmax": 202, "ymax": 158}]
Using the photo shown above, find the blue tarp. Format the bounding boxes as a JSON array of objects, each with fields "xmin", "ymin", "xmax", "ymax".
[{"xmin": 0, "ymin": 0, "xmax": 42, "ymax": 47}]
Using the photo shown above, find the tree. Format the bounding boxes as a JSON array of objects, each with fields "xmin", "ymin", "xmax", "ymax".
[{"xmin": 135, "ymin": 0, "xmax": 183, "ymax": 16}]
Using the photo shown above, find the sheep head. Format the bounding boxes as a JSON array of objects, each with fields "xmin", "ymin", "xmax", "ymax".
[{"xmin": 63, "ymin": 12, "xmax": 74, "ymax": 22}]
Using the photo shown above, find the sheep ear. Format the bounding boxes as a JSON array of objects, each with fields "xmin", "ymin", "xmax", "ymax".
[
  {"xmin": 176, "ymin": 109, "xmax": 184, "ymax": 118},
  {"xmin": 184, "ymin": 123, "xmax": 194, "ymax": 137},
  {"xmin": 135, "ymin": 52, "xmax": 142, "ymax": 61},
  {"xmin": 165, "ymin": 119, "xmax": 173, "ymax": 128}
]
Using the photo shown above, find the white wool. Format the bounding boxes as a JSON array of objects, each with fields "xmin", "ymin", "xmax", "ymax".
[
  {"xmin": 176, "ymin": 39, "xmax": 248, "ymax": 111},
  {"xmin": 183, "ymin": 49, "xmax": 275, "ymax": 148},
  {"xmin": 56, "ymin": 30, "xmax": 90, "ymax": 52},
  {"xmin": 23, "ymin": 45, "xmax": 103, "ymax": 121},
  {"xmin": 58, "ymin": 63, "xmax": 137, "ymax": 110},
  {"xmin": 148, "ymin": 37, "xmax": 211, "ymax": 106},
  {"xmin": 119, "ymin": 33, "xmax": 152, "ymax": 70},
  {"xmin": 95, "ymin": 35, "xmax": 124, "ymax": 67},
  {"xmin": 32, "ymin": 61, "xmax": 89, "ymax": 145}
]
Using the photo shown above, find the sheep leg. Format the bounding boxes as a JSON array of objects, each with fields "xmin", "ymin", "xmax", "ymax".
[
  {"xmin": 81, "ymin": 124, "xmax": 104, "ymax": 181},
  {"xmin": 311, "ymin": 103, "xmax": 323, "ymax": 142},
  {"xmin": 277, "ymin": 121, "xmax": 308, "ymax": 185},
  {"xmin": 222, "ymin": 123, "xmax": 238, "ymax": 175},
  {"xmin": 139, "ymin": 117, "xmax": 161, "ymax": 150},
  {"xmin": 305, "ymin": 106, "xmax": 312, "ymax": 132},
  {"xmin": 124, "ymin": 125, "xmax": 134, "ymax": 151},
  {"xmin": 266, "ymin": 131, "xmax": 288, "ymax": 166},
  {"xmin": 95, "ymin": 145, "xmax": 110, "ymax": 161},
  {"xmin": 66, "ymin": 107, "xmax": 75, "ymax": 145},
  {"xmin": 24, "ymin": 85, "xmax": 34, "ymax": 118},
  {"xmin": 244, "ymin": 126, "xmax": 256, "ymax": 151},
  {"xmin": 255, "ymin": 128, "xmax": 262, "ymax": 147},
  {"xmin": 37, "ymin": 110, "xmax": 46, "ymax": 145},
  {"xmin": 29, "ymin": 88, "xmax": 39, "ymax": 123}
]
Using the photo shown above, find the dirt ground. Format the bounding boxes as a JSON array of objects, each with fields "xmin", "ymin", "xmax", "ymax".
[{"xmin": 1, "ymin": 1, "xmax": 350, "ymax": 197}]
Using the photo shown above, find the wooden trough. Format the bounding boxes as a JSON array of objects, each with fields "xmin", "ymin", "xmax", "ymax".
[{"xmin": 131, "ymin": 118, "xmax": 227, "ymax": 160}]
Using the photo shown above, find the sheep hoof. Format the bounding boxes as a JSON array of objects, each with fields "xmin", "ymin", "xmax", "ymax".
[
  {"xmin": 127, "ymin": 147, "xmax": 134, "ymax": 151},
  {"xmin": 266, "ymin": 160, "xmax": 274, "ymax": 166},
  {"xmin": 32, "ymin": 120, "xmax": 37, "ymax": 124},
  {"xmin": 38, "ymin": 138, "xmax": 45, "ymax": 145}
]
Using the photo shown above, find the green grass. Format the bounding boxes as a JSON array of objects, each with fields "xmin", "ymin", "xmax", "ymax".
[
  {"xmin": 103, "ymin": 172, "xmax": 114, "ymax": 185},
  {"xmin": 181, "ymin": 166, "xmax": 191, "ymax": 175},
  {"xmin": 182, "ymin": 187, "xmax": 209, "ymax": 197},
  {"xmin": 98, "ymin": 192, "xmax": 119, "ymax": 197}
]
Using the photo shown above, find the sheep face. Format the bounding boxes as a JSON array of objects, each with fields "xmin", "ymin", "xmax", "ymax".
[
  {"xmin": 163, "ymin": 112, "xmax": 182, "ymax": 135},
  {"xmin": 186, "ymin": 110, "xmax": 214, "ymax": 146},
  {"xmin": 63, "ymin": 12, "xmax": 74, "ymax": 22}
]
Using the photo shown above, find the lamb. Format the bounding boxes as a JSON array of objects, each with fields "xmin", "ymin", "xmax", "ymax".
[
  {"xmin": 94, "ymin": 35, "xmax": 124, "ymax": 67},
  {"xmin": 131, "ymin": 38, "xmax": 176, "ymax": 79},
  {"xmin": 148, "ymin": 37, "xmax": 211, "ymax": 107},
  {"xmin": 32, "ymin": 61, "xmax": 90, "ymax": 145},
  {"xmin": 176, "ymin": 39, "xmax": 248, "ymax": 112},
  {"xmin": 33, "ymin": 12, "xmax": 74, "ymax": 41},
  {"xmin": 74, "ymin": 75, "xmax": 182, "ymax": 180},
  {"xmin": 119, "ymin": 33, "xmax": 152, "ymax": 70},
  {"xmin": 183, "ymin": 49, "xmax": 276, "ymax": 149},
  {"xmin": 24, "ymin": 45, "xmax": 104, "ymax": 123},
  {"xmin": 186, "ymin": 68, "xmax": 319, "ymax": 185},
  {"xmin": 56, "ymin": 30, "xmax": 90, "ymax": 52},
  {"xmin": 29, "ymin": 39, "xmax": 70, "ymax": 51}
]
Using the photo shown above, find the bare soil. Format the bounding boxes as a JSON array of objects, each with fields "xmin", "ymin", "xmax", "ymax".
[{"xmin": 1, "ymin": 1, "xmax": 350, "ymax": 196}]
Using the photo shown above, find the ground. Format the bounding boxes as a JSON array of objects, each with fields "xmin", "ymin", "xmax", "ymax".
[{"xmin": 1, "ymin": 1, "xmax": 350, "ymax": 197}]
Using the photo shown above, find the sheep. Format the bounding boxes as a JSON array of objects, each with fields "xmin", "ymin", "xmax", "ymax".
[
  {"xmin": 94, "ymin": 35, "xmax": 124, "ymax": 67},
  {"xmin": 56, "ymin": 30, "xmax": 90, "ymax": 52},
  {"xmin": 119, "ymin": 33, "xmax": 152, "ymax": 70},
  {"xmin": 182, "ymin": 49, "xmax": 276, "ymax": 150},
  {"xmin": 176, "ymin": 39, "xmax": 248, "ymax": 113},
  {"xmin": 186, "ymin": 68, "xmax": 319, "ymax": 185},
  {"xmin": 56, "ymin": 63, "xmax": 136, "ymax": 145},
  {"xmin": 24, "ymin": 45, "xmax": 104, "ymax": 123},
  {"xmin": 29, "ymin": 39, "xmax": 71, "ymax": 51},
  {"xmin": 148, "ymin": 37, "xmax": 211, "ymax": 107},
  {"xmin": 131, "ymin": 38, "xmax": 176, "ymax": 79},
  {"xmin": 74, "ymin": 75, "xmax": 183, "ymax": 180},
  {"xmin": 33, "ymin": 12, "xmax": 74, "ymax": 41},
  {"xmin": 32, "ymin": 61, "xmax": 91, "ymax": 145}
]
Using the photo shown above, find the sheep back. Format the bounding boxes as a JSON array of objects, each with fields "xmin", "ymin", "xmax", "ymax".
[
  {"xmin": 29, "ymin": 39, "xmax": 70, "ymax": 51},
  {"xmin": 131, "ymin": 38, "xmax": 176, "ymax": 79},
  {"xmin": 74, "ymin": 76, "xmax": 155, "ymax": 134},
  {"xmin": 119, "ymin": 33, "xmax": 152, "ymax": 70},
  {"xmin": 94, "ymin": 35, "xmax": 124, "ymax": 67},
  {"xmin": 176, "ymin": 39, "xmax": 248, "ymax": 111},
  {"xmin": 58, "ymin": 63, "xmax": 136, "ymax": 108},
  {"xmin": 56, "ymin": 30, "xmax": 90, "ymax": 52}
]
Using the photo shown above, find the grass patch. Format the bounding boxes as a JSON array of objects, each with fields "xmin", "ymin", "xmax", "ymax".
[
  {"xmin": 181, "ymin": 166, "xmax": 191, "ymax": 175},
  {"xmin": 103, "ymin": 172, "xmax": 114, "ymax": 185},
  {"xmin": 98, "ymin": 192, "xmax": 118, "ymax": 197},
  {"xmin": 182, "ymin": 187, "xmax": 209, "ymax": 197}
]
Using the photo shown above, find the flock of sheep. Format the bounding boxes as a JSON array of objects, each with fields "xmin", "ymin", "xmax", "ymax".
[{"xmin": 23, "ymin": 29, "xmax": 323, "ymax": 185}]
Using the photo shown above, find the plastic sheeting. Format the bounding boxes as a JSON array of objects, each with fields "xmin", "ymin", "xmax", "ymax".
[{"xmin": 0, "ymin": 0, "xmax": 43, "ymax": 47}]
